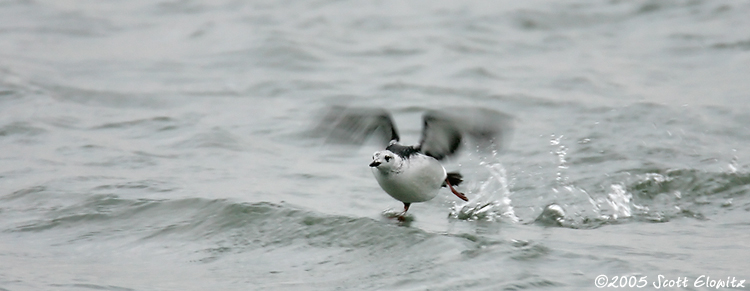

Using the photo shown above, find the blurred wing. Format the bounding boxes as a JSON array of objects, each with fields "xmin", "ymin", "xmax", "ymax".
[
  {"xmin": 314, "ymin": 106, "xmax": 399, "ymax": 146},
  {"xmin": 418, "ymin": 108, "xmax": 513, "ymax": 160},
  {"xmin": 418, "ymin": 112, "xmax": 462, "ymax": 160}
]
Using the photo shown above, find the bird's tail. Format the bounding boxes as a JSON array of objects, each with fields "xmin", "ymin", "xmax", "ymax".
[{"xmin": 444, "ymin": 172, "xmax": 463, "ymax": 187}]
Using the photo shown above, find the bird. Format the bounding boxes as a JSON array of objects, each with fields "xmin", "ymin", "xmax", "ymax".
[{"xmin": 316, "ymin": 106, "xmax": 512, "ymax": 221}]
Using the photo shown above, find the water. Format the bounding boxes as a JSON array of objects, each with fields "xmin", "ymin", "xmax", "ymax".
[{"xmin": 2, "ymin": 0, "xmax": 750, "ymax": 290}]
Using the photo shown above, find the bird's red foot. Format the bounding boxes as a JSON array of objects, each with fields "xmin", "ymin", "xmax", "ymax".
[
  {"xmin": 396, "ymin": 203, "xmax": 410, "ymax": 221},
  {"xmin": 445, "ymin": 178, "xmax": 469, "ymax": 201}
]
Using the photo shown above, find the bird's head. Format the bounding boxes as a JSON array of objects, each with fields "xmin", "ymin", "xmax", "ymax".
[{"xmin": 369, "ymin": 150, "xmax": 402, "ymax": 171}]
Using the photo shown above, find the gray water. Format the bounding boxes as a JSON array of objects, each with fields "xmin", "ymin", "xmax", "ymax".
[{"xmin": 2, "ymin": 0, "xmax": 750, "ymax": 290}]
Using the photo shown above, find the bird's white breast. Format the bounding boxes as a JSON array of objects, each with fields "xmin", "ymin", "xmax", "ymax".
[{"xmin": 372, "ymin": 154, "xmax": 447, "ymax": 203}]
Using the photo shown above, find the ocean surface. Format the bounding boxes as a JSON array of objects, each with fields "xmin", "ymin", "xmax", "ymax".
[{"xmin": 2, "ymin": 0, "xmax": 750, "ymax": 290}]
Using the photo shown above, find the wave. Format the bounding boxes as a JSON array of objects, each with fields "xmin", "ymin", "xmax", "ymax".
[
  {"xmin": 6, "ymin": 195, "xmax": 438, "ymax": 252},
  {"xmin": 0, "ymin": 121, "xmax": 47, "ymax": 137},
  {"xmin": 2, "ymin": 192, "xmax": 568, "ymax": 289}
]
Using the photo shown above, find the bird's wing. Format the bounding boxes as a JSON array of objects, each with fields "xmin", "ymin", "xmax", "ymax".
[
  {"xmin": 314, "ymin": 106, "xmax": 400, "ymax": 146},
  {"xmin": 418, "ymin": 108, "xmax": 513, "ymax": 160},
  {"xmin": 417, "ymin": 112, "xmax": 462, "ymax": 160}
]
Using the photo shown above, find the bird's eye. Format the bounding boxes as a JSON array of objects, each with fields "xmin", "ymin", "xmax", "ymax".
[{"xmin": 384, "ymin": 156, "xmax": 392, "ymax": 162}]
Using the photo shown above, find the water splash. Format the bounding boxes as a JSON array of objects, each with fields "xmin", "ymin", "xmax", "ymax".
[
  {"xmin": 545, "ymin": 134, "xmax": 593, "ymax": 224},
  {"xmin": 598, "ymin": 184, "xmax": 633, "ymax": 220},
  {"xmin": 534, "ymin": 203, "xmax": 567, "ymax": 227},
  {"xmin": 729, "ymin": 149, "xmax": 739, "ymax": 173},
  {"xmin": 541, "ymin": 135, "xmax": 644, "ymax": 227},
  {"xmin": 449, "ymin": 151, "xmax": 518, "ymax": 223},
  {"xmin": 550, "ymin": 134, "xmax": 569, "ymax": 186},
  {"xmin": 537, "ymin": 183, "xmax": 641, "ymax": 228}
]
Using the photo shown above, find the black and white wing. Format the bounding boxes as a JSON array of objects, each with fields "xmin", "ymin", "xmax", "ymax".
[
  {"xmin": 314, "ymin": 106, "xmax": 400, "ymax": 146},
  {"xmin": 418, "ymin": 108, "xmax": 513, "ymax": 160}
]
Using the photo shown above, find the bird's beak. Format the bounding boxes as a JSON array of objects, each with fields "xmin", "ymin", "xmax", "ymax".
[{"xmin": 369, "ymin": 161, "xmax": 381, "ymax": 167}]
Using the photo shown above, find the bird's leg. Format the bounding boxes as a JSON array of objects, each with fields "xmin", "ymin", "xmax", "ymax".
[
  {"xmin": 397, "ymin": 203, "xmax": 411, "ymax": 221},
  {"xmin": 445, "ymin": 178, "xmax": 469, "ymax": 201}
]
